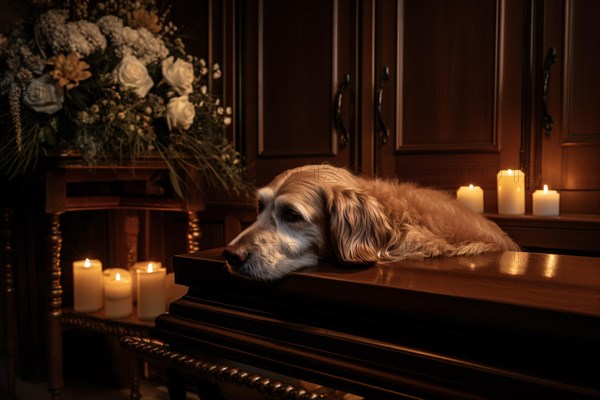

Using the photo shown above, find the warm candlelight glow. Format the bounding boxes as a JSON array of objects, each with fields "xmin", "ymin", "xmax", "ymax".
[
  {"xmin": 456, "ymin": 184, "xmax": 484, "ymax": 213},
  {"xmin": 131, "ymin": 261, "xmax": 162, "ymax": 303},
  {"xmin": 73, "ymin": 258, "xmax": 103, "ymax": 312},
  {"xmin": 497, "ymin": 169, "xmax": 525, "ymax": 214},
  {"xmin": 103, "ymin": 268, "xmax": 133, "ymax": 318},
  {"xmin": 533, "ymin": 184, "xmax": 560, "ymax": 216},
  {"xmin": 137, "ymin": 264, "xmax": 166, "ymax": 320}
]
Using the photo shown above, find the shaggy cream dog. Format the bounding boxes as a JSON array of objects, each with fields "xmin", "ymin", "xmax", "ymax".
[{"xmin": 224, "ymin": 164, "xmax": 518, "ymax": 280}]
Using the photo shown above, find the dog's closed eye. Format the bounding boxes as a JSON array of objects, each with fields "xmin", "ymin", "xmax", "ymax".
[{"xmin": 279, "ymin": 206, "xmax": 304, "ymax": 223}]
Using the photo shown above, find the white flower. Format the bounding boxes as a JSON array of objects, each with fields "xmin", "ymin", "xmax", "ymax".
[
  {"xmin": 39, "ymin": 10, "xmax": 106, "ymax": 57},
  {"xmin": 166, "ymin": 95, "xmax": 195, "ymax": 131},
  {"xmin": 97, "ymin": 15, "xmax": 124, "ymax": 34},
  {"xmin": 161, "ymin": 56, "xmax": 194, "ymax": 95},
  {"xmin": 99, "ymin": 16, "xmax": 168, "ymax": 65},
  {"xmin": 114, "ymin": 55, "xmax": 154, "ymax": 97},
  {"xmin": 22, "ymin": 74, "xmax": 64, "ymax": 114}
]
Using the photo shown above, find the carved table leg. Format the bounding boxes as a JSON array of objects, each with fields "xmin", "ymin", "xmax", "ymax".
[
  {"xmin": 2, "ymin": 207, "xmax": 17, "ymax": 399},
  {"xmin": 130, "ymin": 354, "xmax": 141, "ymax": 400},
  {"xmin": 47, "ymin": 213, "xmax": 63, "ymax": 400},
  {"xmin": 187, "ymin": 211, "xmax": 201, "ymax": 253}
]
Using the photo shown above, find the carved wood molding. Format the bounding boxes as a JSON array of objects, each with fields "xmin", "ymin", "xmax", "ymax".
[
  {"xmin": 120, "ymin": 336, "xmax": 328, "ymax": 400},
  {"xmin": 61, "ymin": 313, "xmax": 151, "ymax": 338}
]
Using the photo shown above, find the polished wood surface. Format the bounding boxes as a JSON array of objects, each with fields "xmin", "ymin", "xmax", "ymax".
[
  {"xmin": 174, "ymin": 248, "xmax": 600, "ymax": 317},
  {"xmin": 487, "ymin": 213, "xmax": 600, "ymax": 254},
  {"xmin": 155, "ymin": 248, "xmax": 600, "ymax": 399}
]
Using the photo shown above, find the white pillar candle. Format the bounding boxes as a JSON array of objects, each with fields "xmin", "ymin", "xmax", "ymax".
[
  {"xmin": 73, "ymin": 258, "xmax": 104, "ymax": 312},
  {"xmin": 103, "ymin": 268, "xmax": 133, "ymax": 318},
  {"xmin": 136, "ymin": 263, "xmax": 166, "ymax": 320},
  {"xmin": 130, "ymin": 261, "xmax": 162, "ymax": 303},
  {"xmin": 456, "ymin": 184, "xmax": 484, "ymax": 213},
  {"xmin": 165, "ymin": 272, "xmax": 188, "ymax": 307},
  {"xmin": 532, "ymin": 185, "xmax": 560, "ymax": 216},
  {"xmin": 497, "ymin": 169, "xmax": 525, "ymax": 215}
]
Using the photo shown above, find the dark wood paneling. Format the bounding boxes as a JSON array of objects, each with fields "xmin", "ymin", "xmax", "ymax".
[
  {"xmin": 562, "ymin": 145, "xmax": 600, "ymax": 189},
  {"xmin": 562, "ymin": 0, "xmax": 600, "ymax": 140},
  {"xmin": 399, "ymin": 0, "xmax": 498, "ymax": 151},
  {"xmin": 259, "ymin": 0, "xmax": 334, "ymax": 156},
  {"xmin": 377, "ymin": 0, "xmax": 524, "ymax": 194},
  {"xmin": 558, "ymin": 0, "xmax": 600, "ymax": 193},
  {"xmin": 243, "ymin": 0, "xmax": 355, "ymax": 186},
  {"xmin": 539, "ymin": 0, "xmax": 600, "ymax": 212}
]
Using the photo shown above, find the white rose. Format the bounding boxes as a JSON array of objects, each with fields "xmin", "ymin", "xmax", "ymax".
[
  {"xmin": 114, "ymin": 55, "xmax": 154, "ymax": 97},
  {"xmin": 166, "ymin": 95, "xmax": 195, "ymax": 131},
  {"xmin": 161, "ymin": 56, "xmax": 194, "ymax": 95},
  {"xmin": 22, "ymin": 74, "xmax": 64, "ymax": 114}
]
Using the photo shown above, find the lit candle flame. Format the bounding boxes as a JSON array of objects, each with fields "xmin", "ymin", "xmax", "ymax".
[
  {"xmin": 84, "ymin": 258, "xmax": 91, "ymax": 268},
  {"xmin": 469, "ymin": 184, "xmax": 474, "ymax": 189},
  {"xmin": 507, "ymin": 169, "xmax": 513, "ymax": 176},
  {"xmin": 116, "ymin": 272, "xmax": 121, "ymax": 281},
  {"xmin": 543, "ymin": 184, "xmax": 548, "ymax": 194},
  {"xmin": 147, "ymin": 263, "xmax": 153, "ymax": 273}
]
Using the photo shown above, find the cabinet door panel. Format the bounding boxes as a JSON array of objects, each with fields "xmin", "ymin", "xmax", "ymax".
[
  {"xmin": 558, "ymin": 0, "xmax": 600, "ymax": 191},
  {"xmin": 243, "ymin": 0, "xmax": 354, "ymax": 185},
  {"xmin": 541, "ymin": 0, "xmax": 600, "ymax": 213},
  {"xmin": 401, "ymin": 0, "xmax": 498, "ymax": 150},
  {"xmin": 377, "ymin": 0, "xmax": 523, "ymax": 201}
]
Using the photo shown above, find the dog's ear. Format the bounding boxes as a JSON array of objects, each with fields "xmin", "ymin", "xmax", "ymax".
[{"xmin": 327, "ymin": 189, "xmax": 393, "ymax": 265}]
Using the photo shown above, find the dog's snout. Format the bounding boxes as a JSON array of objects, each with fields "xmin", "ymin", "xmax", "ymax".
[{"xmin": 223, "ymin": 245, "xmax": 248, "ymax": 269}]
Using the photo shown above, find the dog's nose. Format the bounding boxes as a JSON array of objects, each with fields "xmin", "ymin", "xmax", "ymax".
[{"xmin": 223, "ymin": 245, "xmax": 248, "ymax": 269}]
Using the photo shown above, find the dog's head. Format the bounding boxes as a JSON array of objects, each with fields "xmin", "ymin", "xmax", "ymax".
[{"xmin": 223, "ymin": 165, "xmax": 393, "ymax": 280}]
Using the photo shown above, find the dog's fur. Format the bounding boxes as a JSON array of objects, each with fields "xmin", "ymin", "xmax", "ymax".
[{"xmin": 224, "ymin": 164, "xmax": 518, "ymax": 280}]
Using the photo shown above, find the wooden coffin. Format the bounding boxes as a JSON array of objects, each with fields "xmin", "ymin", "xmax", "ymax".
[{"xmin": 152, "ymin": 249, "xmax": 600, "ymax": 399}]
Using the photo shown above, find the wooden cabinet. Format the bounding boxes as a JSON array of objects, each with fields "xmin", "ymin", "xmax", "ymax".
[
  {"xmin": 531, "ymin": 0, "xmax": 600, "ymax": 214},
  {"xmin": 176, "ymin": 0, "xmax": 600, "ymax": 249},
  {"xmin": 235, "ymin": 0, "xmax": 599, "ymax": 210},
  {"xmin": 239, "ymin": 0, "xmax": 529, "ymax": 201}
]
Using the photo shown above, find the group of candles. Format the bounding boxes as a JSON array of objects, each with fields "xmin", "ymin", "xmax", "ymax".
[
  {"xmin": 72, "ymin": 260, "xmax": 188, "ymax": 320},
  {"xmin": 456, "ymin": 169, "xmax": 560, "ymax": 216}
]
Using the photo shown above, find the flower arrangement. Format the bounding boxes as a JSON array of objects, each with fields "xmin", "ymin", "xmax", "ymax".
[{"xmin": 0, "ymin": 0, "xmax": 248, "ymax": 196}]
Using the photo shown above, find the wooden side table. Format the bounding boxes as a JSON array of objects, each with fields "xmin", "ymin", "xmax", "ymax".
[
  {"xmin": 4, "ymin": 156, "xmax": 205, "ymax": 400},
  {"xmin": 60, "ymin": 309, "xmax": 154, "ymax": 400}
]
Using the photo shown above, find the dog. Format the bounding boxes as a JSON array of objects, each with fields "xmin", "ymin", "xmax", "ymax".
[{"xmin": 223, "ymin": 164, "xmax": 519, "ymax": 280}]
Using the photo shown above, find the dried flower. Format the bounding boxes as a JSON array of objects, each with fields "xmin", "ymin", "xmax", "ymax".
[
  {"xmin": 128, "ymin": 9, "xmax": 161, "ymax": 33},
  {"xmin": 47, "ymin": 53, "xmax": 92, "ymax": 90}
]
